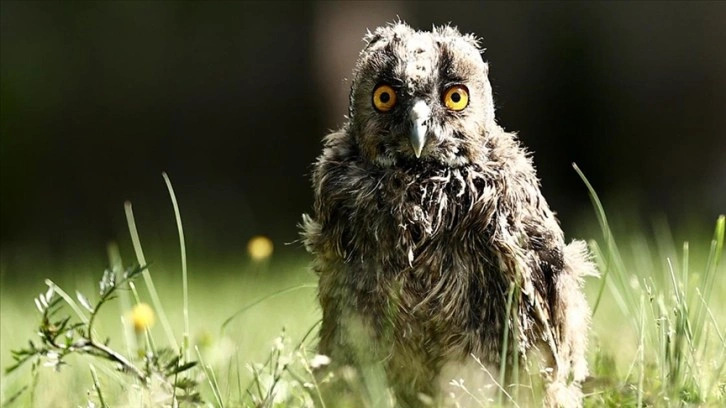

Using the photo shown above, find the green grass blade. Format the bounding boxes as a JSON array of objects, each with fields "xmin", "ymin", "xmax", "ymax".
[
  {"xmin": 124, "ymin": 201, "xmax": 179, "ymax": 350},
  {"xmin": 573, "ymin": 163, "xmax": 638, "ymax": 324},
  {"xmin": 162, "ymin": 172, "xmax": 191, "ymax": 361},
  {"xmin": 0, "ymin": 385, "xmax": 27, "ymax": 408},
  {"xmin": 498, "ymin": 281, "xmax": 516, "ymax": 406},
  {"xmin": 589, "ymin": 240, "xmax": 609, "ymax": 316},
  {"xmin": 107, "ymin": 243, "xmax": 138, "ymax": 362},
  {"xmin": 44, "ymin": 279, "xmax": 89, "ymax": 325},
  {"xmin": 692, "ymin": 215, "xmax": 725, "ymax": 359},
  {"xmin": 636, "ymin": 295, "xmax": 646, "ymax": 408},
  {"xmin": 89, "ymin": 364, "xmax": 108, "ymax": 408},
  {"xmin": 220, "ymin": 284, "xmax": 317, "ymax": 334},
  {"xmin": 195, "ymin": 345, "xmax": 225, "ymax": 407}
]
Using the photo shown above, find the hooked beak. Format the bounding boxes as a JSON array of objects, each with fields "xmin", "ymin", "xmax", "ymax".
[{"xmin": 409, "ymin": 100, "xmax": 431, "ymax": 158}]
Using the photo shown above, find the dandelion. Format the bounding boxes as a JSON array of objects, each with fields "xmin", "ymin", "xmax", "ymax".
[
  {"xmin": 247, "ymin": 235, "xmax": 273, "ymax": 261},
  {"xmin": 130, "ymin": 303, "xmax": 155, "ymax": 333}
]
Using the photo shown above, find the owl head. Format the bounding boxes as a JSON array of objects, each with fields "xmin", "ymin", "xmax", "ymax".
[{"xmin": 348, "ymin": 22, "xmax": 497, "ymax": 167}]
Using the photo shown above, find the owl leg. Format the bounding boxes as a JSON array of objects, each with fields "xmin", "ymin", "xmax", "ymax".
[
  {"xmin": 544, "ymin": 240, "xmax": 597, "ymax": 407},
  {"xmin": 315, "ymin": 297, "xmax": 369, "ymax": 405},
  {"xmin": 317, "ymin": 303, "xmax": 398, "ymax": 406}
]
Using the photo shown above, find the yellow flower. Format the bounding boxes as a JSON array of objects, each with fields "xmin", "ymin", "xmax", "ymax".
[
  {"xmin": 248, "ymin": 235, "xmax": 273, "ymax": 261},
  {"xmin": 130, "ymin": 303, "xmax": 155, "ymax": 333}
]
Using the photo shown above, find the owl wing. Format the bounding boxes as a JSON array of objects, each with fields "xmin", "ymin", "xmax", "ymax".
[
  {"xmin": 492, "ymin": 214, "xmax": 562, "ymax": 361},
  {"xmin": 518, "ymin": 215, "xmax": 597, "ymax": 384}
]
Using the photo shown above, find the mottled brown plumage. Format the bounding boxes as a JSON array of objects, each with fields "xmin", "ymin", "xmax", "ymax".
[{"xmin": 302, "ymin": 22, "xmax": 597, "ymax": 407}]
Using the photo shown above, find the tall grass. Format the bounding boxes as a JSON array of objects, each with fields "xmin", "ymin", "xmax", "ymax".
[
  {"xmin": 575, "ymin": 164, "xmax": 725, "ymax": 406},
  {"xmin": 1, "ymin": 170, "xmax": 724, "ymax": 407}
]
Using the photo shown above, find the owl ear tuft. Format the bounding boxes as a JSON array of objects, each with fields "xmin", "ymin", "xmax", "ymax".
[
  {"xmin": 463, "ymin": 33, "xmax": 485, "ymax": 53},
  {"xmin": 433, "ymin": 23, "xmax": 461, "ymax": 39},
  {"xmin": 363, "ymin": 30, "xmax": 383, "ymax": 48},
  {"xmin": 364, "ymin": 21, "xmax": 414, "ymax": 50},
  {"xmin": 389, "ymin": 16, "xmax": 406, "ymax": 28},
  {"xmin": 432, "ymin": 24, "xmax": 485, "ymax": 53}
]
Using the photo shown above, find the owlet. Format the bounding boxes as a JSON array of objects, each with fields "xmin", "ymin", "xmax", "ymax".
[{"xmin": 302, "ymin": 22, "xmax": 597, "ymax": 408}]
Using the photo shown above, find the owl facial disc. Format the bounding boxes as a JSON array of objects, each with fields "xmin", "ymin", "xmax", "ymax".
[{"xmin": 410, "ymin": 100, "xmax": 431, "ymax": 158}]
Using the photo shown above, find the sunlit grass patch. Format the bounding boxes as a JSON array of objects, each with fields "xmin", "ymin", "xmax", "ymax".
[{"xmin": 575, "ymin": 165, "xmax": 725, "ymax": 407}]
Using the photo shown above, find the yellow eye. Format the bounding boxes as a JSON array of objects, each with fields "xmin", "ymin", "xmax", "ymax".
[
  {"xmin": 372, "ymin": 84, "xmax": 397, "ymax": 112},
  {"xmin": 443, "ymin": 85, "xmax": 469, "ymax": 111}
]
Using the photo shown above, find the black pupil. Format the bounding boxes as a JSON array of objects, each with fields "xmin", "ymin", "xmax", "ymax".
[
  {"xmin": 379, "ymin": 92, "xmax": 390, "ymax": 103},
  {"xmin": 451, "ymin": 92, "xmax": 461, "ymax": 103}
]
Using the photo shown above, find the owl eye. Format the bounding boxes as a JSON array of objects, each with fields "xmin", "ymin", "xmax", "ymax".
[
  {"xmin": 443, "ymin": 85, "xmax": 469, "ymax": 111},
  {"xmin": 372, "ymin": 84, "xmax": 398, "ymax": 112}
]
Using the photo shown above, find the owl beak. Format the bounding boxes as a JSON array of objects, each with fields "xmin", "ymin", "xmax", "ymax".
[{"xmin": 409, "ymin": 100, "xmax": 431, "ymax": 158}]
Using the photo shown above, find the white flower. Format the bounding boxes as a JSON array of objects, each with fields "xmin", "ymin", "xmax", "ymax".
[
  {"xmin": 273, "ymin": 336, "xmax": 286, "ymax": 351},
  {"xmin": 309, "ymin": 354, "xmax": 331, "ymax": 368}
]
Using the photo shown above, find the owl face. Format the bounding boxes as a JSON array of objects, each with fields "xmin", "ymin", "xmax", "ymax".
[{"xmin": 349, "ymin": 23, "xmax": 497, "ymax": 168}]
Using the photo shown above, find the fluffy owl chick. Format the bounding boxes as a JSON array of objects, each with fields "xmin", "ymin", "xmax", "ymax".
[{"xmin": 302, "ymin": 22, "xmax": 597, "ymax": 407}]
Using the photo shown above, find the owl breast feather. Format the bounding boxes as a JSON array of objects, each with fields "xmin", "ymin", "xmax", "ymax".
[
  {"xmin": 329, "ymin": 163, "xmax": 500, "ymax": 265},
  {"xmin": 307, "ymin": 153, "xmax": 528, "ymax": 359}
]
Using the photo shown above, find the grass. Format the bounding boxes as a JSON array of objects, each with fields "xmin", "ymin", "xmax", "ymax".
[
  {"xmin": 0, "ymin": 172, "xmax": 724, "ymax": 407},
  {"xmin": 0, "ymin": 257, "xmax": 319, "ymax": 407}
]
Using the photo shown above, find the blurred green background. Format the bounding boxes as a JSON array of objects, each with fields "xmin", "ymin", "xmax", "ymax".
[{"xmin": 1, "ymin": 1, "xmax": 724, "ymax": 276}]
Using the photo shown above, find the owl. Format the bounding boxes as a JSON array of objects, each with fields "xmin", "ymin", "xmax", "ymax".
[{"xmin": 302, "ymin": 22, "xmax": 597, "ymax": 407}]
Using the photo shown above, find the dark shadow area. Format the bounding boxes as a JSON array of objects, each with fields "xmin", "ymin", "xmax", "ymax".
[{"xmin": 1, "ymin": 1, "xmax": 724, "ymax": 276}]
